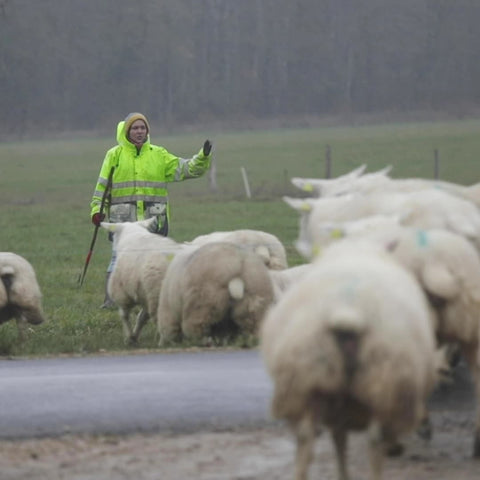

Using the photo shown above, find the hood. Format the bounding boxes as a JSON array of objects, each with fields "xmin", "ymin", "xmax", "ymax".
[{"xmin": 116, "ymin": 119, "xmax": 151, "ymax": 148}]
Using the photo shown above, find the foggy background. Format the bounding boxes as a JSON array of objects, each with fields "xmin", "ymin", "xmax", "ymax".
[{"xmin": 1, "ymin": 0, "xmax": 479, "ymax": 140}]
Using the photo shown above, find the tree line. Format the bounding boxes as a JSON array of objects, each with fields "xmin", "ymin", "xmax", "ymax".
[{"xmin": 1, "ymin": 0, "xmax": 479, "ymax": 138}]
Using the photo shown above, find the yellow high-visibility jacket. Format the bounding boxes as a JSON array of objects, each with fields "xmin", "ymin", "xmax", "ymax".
[{"xmin": 90, "ymin": 119, "xmax": 211, "ymax": 233}]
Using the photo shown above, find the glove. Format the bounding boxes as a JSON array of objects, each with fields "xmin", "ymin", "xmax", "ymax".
[
  {"xmin": 92, "ymin": 212, "xmax": 105, "ymax": 226},
  {"xmin": 203, "ymin": 139, "xmax": 212, "ymax": 156}
]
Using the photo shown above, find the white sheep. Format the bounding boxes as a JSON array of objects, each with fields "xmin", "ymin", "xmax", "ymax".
[
  {"xmin": 291, "ymin": 165, "xmax": 390, "ymax": 197},
  {"xmin": 268, "ymin": 263, "xmax": 314, "ymax": 302},
  {"xmin": 304, "ymin": 215, "xmax": 480, "ymax": 457},
  {"xmin": 284, "ymin": 189, "xmax": 480, "ymax": 260},
  {"xmin": 157, "ymin": 241, "xmax": 274, "ymax": 346},
  {"xmin": 100, "ymin": 218, "xmax": 190, "ymax": 344},
  {"xmin": 0, "ymin": 252, "xmax": 46, "ymax": 340},
  {"xmin": 188, "ymin": 229, "xmax": 288, "ymax": 270},
  {"xmin": 291, "ymin": 166, "xmax": 480, "ymax": 209},
  {"xmin": 260, "ymin": 245, "xmax": 438, "ymax": 480}
]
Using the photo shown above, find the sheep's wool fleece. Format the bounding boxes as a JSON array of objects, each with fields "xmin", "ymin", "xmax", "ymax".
[{"xmin": 261, "ymin": 247, "xmax": 437, "ymax": 431}]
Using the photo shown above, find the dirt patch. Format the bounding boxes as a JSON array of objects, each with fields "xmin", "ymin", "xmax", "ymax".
[
  {"xmin": 0, "ymin": 362, "xmax": 477, "ymax": 479},
  {"xmin": 0, "ymin": 407, "xmax": 477, "ymax": 480}
]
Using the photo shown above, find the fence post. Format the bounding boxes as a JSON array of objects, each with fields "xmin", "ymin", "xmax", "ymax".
[
  {"xmin": 325, "ymin": 144, "xmax": 331, "ymax": 179},
  {"xmin": 208, "ymin": 158, "xmax": 217, "ymax": 192},
  {"xmin": 241, "ymin": 167, "xmax": 251, "ymax": 199}
]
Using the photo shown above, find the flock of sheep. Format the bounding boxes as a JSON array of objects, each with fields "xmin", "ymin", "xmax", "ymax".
[
  {"xmin": 1, "ymin": 163, "xmax": 480, "ymax": 479},
  {"xmin": 268, "ymin": 165, "xmax": 480, "ymax": 479}
]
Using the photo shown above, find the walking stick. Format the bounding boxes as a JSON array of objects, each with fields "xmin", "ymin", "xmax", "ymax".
[{"xmin": 78, "ymin": 166, "xmax": 115, "ymax": 286}]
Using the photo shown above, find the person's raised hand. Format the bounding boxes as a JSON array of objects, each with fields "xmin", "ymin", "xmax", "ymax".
[
  {"xmin": 203, "ymin": 139, "xmax": 212, "ymax": 156},
  {"xmin": 92, "ymin": 212, "xmax": 105, "ymax": 226}
]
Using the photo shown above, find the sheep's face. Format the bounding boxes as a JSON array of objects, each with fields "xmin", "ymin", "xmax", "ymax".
[
  {"xmin": 0, "ymin": 302, "xmax": 44, "ymax": 326},
  {"xmin": 0, "ymin": 304, "xmax": 16, "ymax": 325}
]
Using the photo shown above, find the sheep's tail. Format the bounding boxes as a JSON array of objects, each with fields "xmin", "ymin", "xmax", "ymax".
[
  {"xmin": 328, "ymin": 307, "xmax": 366, "ymax": 375},
  {"xmin": 0, "ymin": 271, "xmax": 10, "ymax": 307},
  {"xmin": 0, "ymin": 265, "xmax": 15, "ymax": 308},
  {"xmin": 228, "ymin": 277, "xmax": 245, "ymax": 300},
  {"xmin": 327, "ymin": 306, "xmax": 366, "ymax": 334},
  {"xmin": 0, "ymin": 265, "xmax": 15, "ymax": 291},
  {"xmin": 0, "ymin": 265, "xmax": 15, "ymax": 277},
  {"xmin": 254, "ymin": 245, "xmax": 271, "ymax": 265}
]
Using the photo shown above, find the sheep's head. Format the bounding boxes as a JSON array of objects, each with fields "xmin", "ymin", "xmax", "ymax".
[
  {"xmin": 290, "ymin": 164, "xmax": 368, "ymax": 197},
  {"xmin": 282, "ymin": 196, "xmax": 315, "ymax": 213},
  {"xmin": 101, "ymin": 216, "xmax": 157, "ymax": 233},
  {"xmin": 0, "ymin": 265, "xmax": 45, "ymax": 326},
  {"xmin": 101, "ymin": 217, "xmax": 158, "ymax": 240}
]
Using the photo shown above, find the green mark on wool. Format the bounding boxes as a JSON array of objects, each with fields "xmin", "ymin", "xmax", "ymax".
[
  {"xmin": 330, "ymin": 228, "xmax": 344, "ymax": 240},
  {"xmin": 312, "ymin": 243, "xmax": 322, "ymax": 258},
  {"xmin": 342, "ymin": 277, "xmax": 361, "ymax": 302},
  {"xmin": 416, "ymin": 230, "xmax": 429, "ymax": 247}
]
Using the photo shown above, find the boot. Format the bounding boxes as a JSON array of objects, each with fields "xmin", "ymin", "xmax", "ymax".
[{"xmin": 100, "ymin": 272, "xmax": 115, "ymax": 309}]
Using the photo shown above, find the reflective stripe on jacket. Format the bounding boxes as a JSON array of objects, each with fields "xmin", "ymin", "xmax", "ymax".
[{"xmin": 90, "ymin": 120, "xmax": 210, "ymax": 227}]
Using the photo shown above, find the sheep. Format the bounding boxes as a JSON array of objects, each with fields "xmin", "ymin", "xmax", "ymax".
[
  {"xmin": 0, "ymin": 252, "xmax": 46, "ymax": 340},
  {"xmin": 291, "ymin": 165, "xmax": 390, "ymax": 197},
  {"xmin": 283, "ymin": 188, "xmax": 480, "ymax": 260},
  {"xmin": 268, "ymin": 263, "xmax": 314, "ymax": 302},
  {"xmin": 100, "ymin": 217, "xmax": 191, "ymax": 345},
  {"xmin": 188, "ymin": 229, "xmax": 288, "ymax": 270},
  {"xmin": 290, "ymin": 164, "xmax": 369, "ymax": 195},
  {"xmin": 291, "ymin": 166, "xmax": 480, "ymax": 209},
  {"xmin": 157, "ymin": 241, "xmax": 275, "ymax": 346},
  {"xmin": 260, "ymin": 245, "xmax": 438, "ymax": 480},
  {"xmin": 302, "ymin": 215, "xmax": 480, "ymax": 456}
]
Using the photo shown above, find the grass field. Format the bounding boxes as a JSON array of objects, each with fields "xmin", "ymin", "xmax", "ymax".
[{"xmin": 1, "ymin": 118, "xmax": 480, "ymax": 356}]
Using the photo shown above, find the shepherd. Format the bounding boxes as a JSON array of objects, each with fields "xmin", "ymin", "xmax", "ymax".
[{"xmin": 90, "ymin": 112, "xmax": 212, "ymax": 308}]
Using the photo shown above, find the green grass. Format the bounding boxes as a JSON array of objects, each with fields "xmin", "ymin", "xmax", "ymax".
[{"xmin": 1, "ymin": 118, "xmax": 480, "ymax": 356}]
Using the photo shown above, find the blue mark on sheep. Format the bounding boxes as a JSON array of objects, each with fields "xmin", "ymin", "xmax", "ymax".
[
  {"xmin": 342, "ymin": 277, "xmax": 361, "ymax": 302},
  {"xmin": 416, "ymin": 230, "xmax": 429, "ymax": 248}
]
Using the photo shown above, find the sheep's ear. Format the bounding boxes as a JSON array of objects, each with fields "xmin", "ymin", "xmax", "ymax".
[
  {"xmin": 136, "ymin": 217, "xmax": 158, "ymax": 231},
  {"xmin": 283, "ymin": 196, "xmax": 314, "ymax": 213},
  {"xmin": 316, "ymin": 223, "xmax": 345, "ymax": 240},
  {"xmin": 346, "ymin": 164, "xmax": 367, "ymax": 178},
  {"xmin": 366, "ymin": 165, "xmax": 392, "ymax": 177},
  {"xmin": 322, "ymin": 164, "xmax": 367, "ymax": 183},
  {"xmin": 294, "ymin": 239, "xmax": 314, "ymax": 260},
  {"xmin": 291, "ymin": 177, "xmax": 316, "ymax": 193},
  {"xmin": 377, "ymin": 165, "xmax": 393, "ymax": 176},
  {"xmin": 421, "ymin": 263, "xmax": 459, "ymax": 300}
]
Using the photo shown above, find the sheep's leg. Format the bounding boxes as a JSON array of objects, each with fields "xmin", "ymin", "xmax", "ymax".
[
  {"xmin": 182, "ymin": 305, "xmax": 222, "ymax": 341},
  {"xmin": 473, "ymin": 347, "xmax": 480, "ymax": 458},
  {"xmin": 131, "ymin": 309, "xmax": 149, "ymax": 343},
  {"xmin": 293, "ymin": 413, "xmax": 316, "ymax": 480},
  {"xmin": 119, "ymin": 307, "xmax": 134, "ymax": 344},
  {"xmin": 367, "ymin": 422, "xmax": 385, "ymax": 480},
  {"xmin": 463, "ymin": 343, "xmax": 480, "ymax": 457},
  {"xmin": 473, "ymin": 368, "xmax": 480, "ymax": 459},
  {"xmin": 416, "ymin": 413, "xmax": 433, "ymax": 442},
  {"xmin": 460, "ymin": 343, "xmax": 480, "ymax": 457},
  {"xmin": 331, "ymin": 427, "xmax": 349, "ymax": 480},
  {"xmin": 157, "ymin": 308, "xmax": 182, "ymax": 346},
  {"xmin": 475, "ymin": 366, "xmax": 480, "ymax": 458},
  {"xmin": 15, "ymin": 316, "xmax": 27, "ymax": 343}
]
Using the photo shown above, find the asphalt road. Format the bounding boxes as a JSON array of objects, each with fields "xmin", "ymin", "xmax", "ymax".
[
  {"xmin": 0, "ymin": 349, "xmax": 274, "ymax": 440},
  {"xmin": 0, "ymin": 349, "xmax": 475, "ymax": 441}
]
